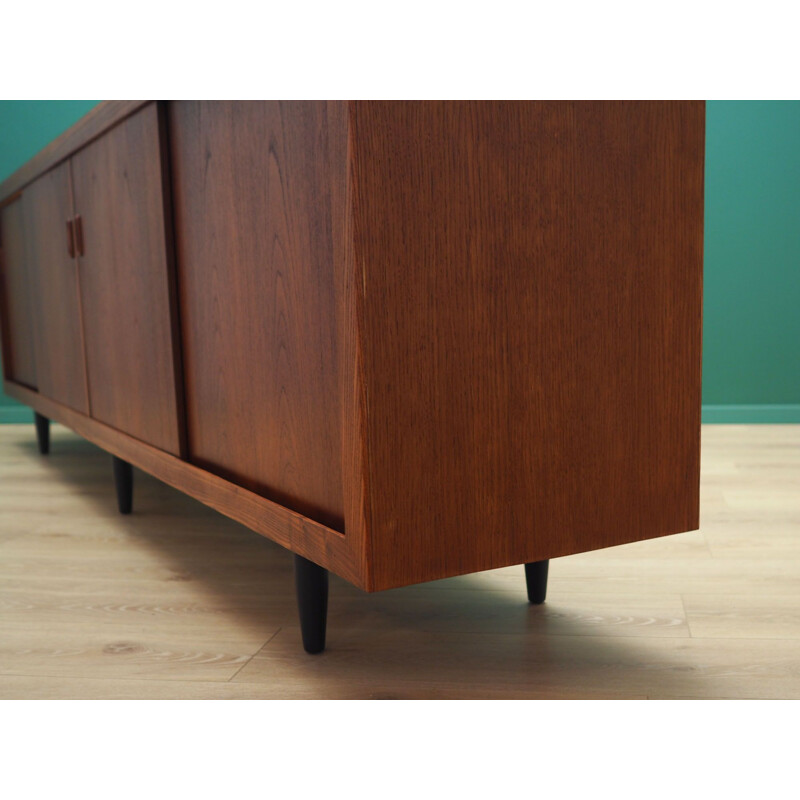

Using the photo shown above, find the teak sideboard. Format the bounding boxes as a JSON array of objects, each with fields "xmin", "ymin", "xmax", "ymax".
[{"xmin": 0, "ymin": 101, "xmax": 704, "ymax": 653}]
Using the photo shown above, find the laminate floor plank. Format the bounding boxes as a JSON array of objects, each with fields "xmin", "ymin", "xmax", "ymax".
[
  {"xmin": 683, "ymin": 594, "xmax": 800, "ymax": 641},
  {"xmin": 1, "ymin": 422, "xmax": 799, "ymax": 699},
  {"xmin": 233, "ymin": 627, "xmax": 800, "ymax": 700},
  {"xmin": 0, "ymin": 673, "xmax": 648, "ymax": 700},
  {"xmin": 0, "ymin": 626, "xmax": 278, "ymax": 681}
]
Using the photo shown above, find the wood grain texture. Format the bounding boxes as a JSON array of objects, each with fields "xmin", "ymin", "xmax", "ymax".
[
  {"xmin": 1, "ymin": 422, "xmax": 799, "ymax": 699},
  {"xmin": 348, "ymin": 101, "xmax": 705, "ymax": 590},
  {"xmin": 21, "ymin": 162, "xmax": 89, "ymax": 413},
  {"xmin": 327, "ymin": 99, "xmax": 372, "ymax": 586},
  {"xmin": 5, "ymin": 100, "xmax": 705, "ymax": 600},
  {"xmin": 70, "ymin": 102, "xmax": 183, "ymax": 455},
  {"xmin": 0, "ymin": 101, "xmax": 149, "ymax": 202},
  {"xmin": 3, "ymin": 380, "xmax": 364, "ymax": 588},
  {"xmin": 168, "ymin": 101, "xmax": 345, "ymax": 529},
  {"xmin": 0, "ymin": 196, "xmax": 38, "ymax": 387}
]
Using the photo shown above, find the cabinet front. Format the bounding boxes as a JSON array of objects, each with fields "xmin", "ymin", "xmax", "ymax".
[
  {"xmin": 0, "ymin": 196, "xmax": 38, "ymax": 389},
  {"xmin": 23, "ymin": 161, "xmax": 89, "ymax": 413},
  {"xmin": 168, "ymin": 101, "xmax": 344, "ymax": 529},
  {"xmin": 70, "ymin": 103, "xmax": 183, "ymax": 455}
]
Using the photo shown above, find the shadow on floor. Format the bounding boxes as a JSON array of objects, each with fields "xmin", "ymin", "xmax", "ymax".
[{"xmin": 9, "ymin": 424, "xmax": 702, "ymax": 698}]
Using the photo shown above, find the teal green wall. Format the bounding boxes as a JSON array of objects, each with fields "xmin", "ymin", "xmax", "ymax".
[
  {"xmin": 1, "ymin": 101, "xmax": 798, "ymax": 422},
  {"xmin": 701, "ymin": 101, "xmax": 800, "ymax": 422}
]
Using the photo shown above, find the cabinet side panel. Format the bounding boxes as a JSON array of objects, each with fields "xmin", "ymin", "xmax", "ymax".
[
  {"xmin": 169, "ymin": 101, "xmax": 345, "ymax": 531},
  {"xmin": 70, "ymin": 103, "xmax": 183, "ymax": 455},
  {"xmin": 0, "ymin": 197, "xmax": 38, "ymax": 388},
  {"xmin": 352, "ymin": 101, "xmax": 704, "ymax": 590},
  {"xmin": 23, "ymin": 162, "xmax": 89, "ymax": 413}
]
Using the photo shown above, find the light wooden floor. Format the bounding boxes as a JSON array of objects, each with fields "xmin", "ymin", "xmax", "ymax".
[{"xmin": 1, "ymin": 422, "xmax": 798, "ymax": 699}]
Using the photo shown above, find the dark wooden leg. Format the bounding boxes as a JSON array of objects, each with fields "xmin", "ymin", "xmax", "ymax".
[
  {"xmin": 112, "ymin": 456, "xmax": 133, "ymax": 515},
  {"xmin": 524, "ymin": 560, "xmax": 549, "ymax": 604},
  {"xmin": 34, "ymin": 412, "xmax": 50, "ymax": 455},
  {"xmin": 294, "ymin": 554, "xmax": 329, "ymax": 654}
]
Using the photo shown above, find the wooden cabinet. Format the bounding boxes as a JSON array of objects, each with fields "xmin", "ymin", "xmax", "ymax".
[{"xmin": 0, "ymin": 101, "xmax": 705, "ymax": 653}]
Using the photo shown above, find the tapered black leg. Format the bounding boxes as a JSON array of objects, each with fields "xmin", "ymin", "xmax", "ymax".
[
  {"xmin": 112, "ymin": 456, "xmax": 133, "ymax": 515},
  {"xmin": 524, "ymin": 560, "xmax": 549, "ymax": 604},
  {"xmin": 294, "ymin": 554, "xmax": 329, "ymax": 654},
  {"xmin": 34, "ymin": 412, "xmax": 50, "ymax": 455}
]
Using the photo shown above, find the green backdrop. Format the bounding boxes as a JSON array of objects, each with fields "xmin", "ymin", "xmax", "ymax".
[
  {"xmin": 702, "ymin": 101, "xmax": 800, "ymax": 421},
  {"xmin": 1, "ymin": 100, "xmax": 798, "ymax": 423}
]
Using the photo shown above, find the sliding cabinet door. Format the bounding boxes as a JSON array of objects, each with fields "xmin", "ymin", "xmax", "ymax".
[
  {"xmin": 71, "ymin": 103, "xmax": 183, "ymax": 455},
  {"xmin": 169, "ymin": 101, "xmax": 344, "ymax": 529},
  {"xmin": 23, "ymin": 162, "xmax": 89, "ymax": 413}
]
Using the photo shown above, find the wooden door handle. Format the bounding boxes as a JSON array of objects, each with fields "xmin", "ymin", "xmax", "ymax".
[
  {"xmin": 66, "ymin": 220, "xmax": 75, "ymax": 258},
  {"xmin": 73, "ymin": 215, "xmax": 84, "ymax": 257}
]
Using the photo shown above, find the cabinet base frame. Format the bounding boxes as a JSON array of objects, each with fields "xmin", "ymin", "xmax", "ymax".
[{"xmin": 5, "ymin": 379, "xmax": 366, "ymax": 589}]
